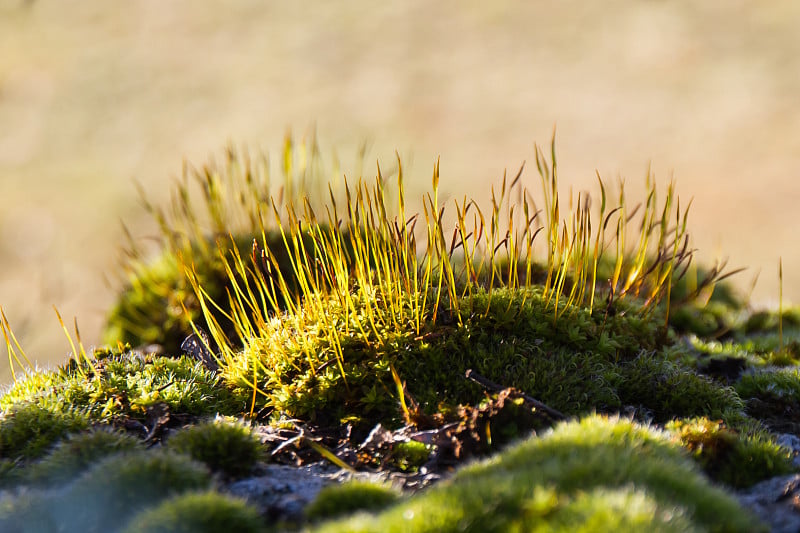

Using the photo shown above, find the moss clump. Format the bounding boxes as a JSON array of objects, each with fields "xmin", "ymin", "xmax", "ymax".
[
  {"xmin": 735, "ymin": 367, "xmax": 800, "ymax": 433},
  {"xmin": 21, "ymin": 426, "xmax": 144, "ymax": 487},
  {"xmin": 669, "ymin": 301, "xmax": 742, "ymax": 339},
  {"xmin": 666, "ymin": 416, "xmax": 794, "ymax": 488},
  {"xmin": 121, "ymin": 491, "xmax": 266, "ymax": 533},
  {"xmin": 743, "ymin": 307, "xmax": 800, "ymax": 335},
  {"xmin": 229, "ymin": 285, "xmax": 743, "ymax": 427},
  {"xmin": 306, "ymin": 480, "xmax": 401, "ymax": 521},
  {"xmin": 314, "ymin": 415, "xmax": 761, "ymax": 532},
  {"xmin": 58, "ymin": 450, "xmax": 212, "ymax": 532},
  {"xmin": 0, "ymin": 348, "xmax": 246, "ymax": 426},
  {"xmin": 104, "ymin": 231, "xmax": 301, "ymax": 355},
  {"xmin": 104, "ymin": 139, "xmax": 341, "ymax": 355},
  {"xmin": 614, "ymin": 352, "xmax": 743, "ymax": 422},
  {"xmin": 0, "ymin": 403, "xmax": 89, "ymax": 461},
  {"xmin": 0, "ymin": 450, "xmax": 212, "ymax": 532},
  {"xmin": 166, "ymin": 417, "xmax": 262, "ymax": 478},
  {"xmin": 0, "ymin": 493, "xmax": 57, "ymax": 533},
  {"xmin": 390, "ymin": 440, "xmax": 431, "ymax": 472}
]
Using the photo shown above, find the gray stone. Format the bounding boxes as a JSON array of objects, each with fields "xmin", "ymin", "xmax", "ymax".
[
  {"xmin": 776, "ymin": 433, "xmax": 800, "ymax": 468},
  {"xmin": 225, "ymin": 463, "xmax": 341, "ymax": 521},
  {"xmin": 738, "ymin": 474, "xmax": 800, "ymax": 533}
]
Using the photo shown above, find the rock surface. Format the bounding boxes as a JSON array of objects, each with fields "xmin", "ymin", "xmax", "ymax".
[{"xmin": 738, "ymin": 474, "xmax": 800, "ymax": 533}]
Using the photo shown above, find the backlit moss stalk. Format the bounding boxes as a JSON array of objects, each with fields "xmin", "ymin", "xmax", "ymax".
[
  {"xmin": 106, "ymin": 133, "xmax": 348, "ymax": 352},
  {"xmin": 534, "ymin": 138, "xmax": 694, "ymax": 319},
  {"xmin": 0, "ymin": 306, "xmax": 32, "ymax": 382}
]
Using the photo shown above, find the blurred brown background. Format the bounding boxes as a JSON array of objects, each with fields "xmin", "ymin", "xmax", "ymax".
[{"xmin": 1, "ymin": 1, "xmax": 799, "ymax": 383}]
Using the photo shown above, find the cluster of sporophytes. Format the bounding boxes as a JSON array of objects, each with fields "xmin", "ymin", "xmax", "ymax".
[
  {"xmin": 184, "ymin": 137, "xmax": 744, "ymax": 429},
  {"xmin": 103, "ymin": 134, "xmax": 346, "ymax": 355}
]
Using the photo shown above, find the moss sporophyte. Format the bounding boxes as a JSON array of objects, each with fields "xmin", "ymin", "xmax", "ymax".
[
  {"xmin": 0, "ymin": 135, "xmax": 795, "ymax": 532},
  {"xmin": 176, "ymin": 137, "xmax": 737, "ymax": 426}
]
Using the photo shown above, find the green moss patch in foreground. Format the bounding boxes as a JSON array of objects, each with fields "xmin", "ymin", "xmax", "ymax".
[
  {"xmin": 0, "ymin": 450, "xmax": 213, "ymax": 533},
  {"xmin": 313, "ymin": 415, "xmax": 763, "ymax": 533},
  {"xmin": 121, "ymin": 491, "xmax": 266, "ymax": 533}
]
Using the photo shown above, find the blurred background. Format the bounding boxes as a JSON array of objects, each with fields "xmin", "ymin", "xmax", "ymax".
[{"xmin": 1, "ymin": 0, "xmax": 799, "ymax": 383}]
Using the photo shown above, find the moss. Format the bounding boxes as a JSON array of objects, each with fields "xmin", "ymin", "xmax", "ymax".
[
  {"xmin": 306, "ymin": 480, "xmax": 401, "ymax": 521},
  {"xmin": 390, "ymin": 441, "xmax": 431, "ymax": 472},
  {"xmin": 166, "ymin": 417, "xmax": 262, "ymax": 478},
  {"xmin": 737, "ymin": 367, "xmax": 800, "ymax": 401},
  {"xmin": 666, "ymin": 416, "xmax": 794, "ymax": 489},
  {"xmin": 313, "ymin": 415, "xmax": 761, "ymax": 532},
  {"xmin": 0, "ymin": 493, "xmax": 57, "ymax": 533},
  {"xmin": 735, "ymin": 367, "xmax": 800, "ymax": 433},
  {"xmin": 121, "ymin": 491, "xmax": 266, "ymax": 533},
  {"xmin": 668, "ymin": 269, "xmax": 745, "ymax": 311},
  {"xmin": 58, "ymin": 450, "xmax": 212, "ymax": 532},
  {"xmin": 0, "ymin": 403, "xmax": 89, "ymax": 461},
  {"xmin": 0, "ymin": 450, "xmax": 212, "ymax": 532},
  {"xmin": 744, "ymin": 307, "xmax": 800, "ymax": 335},
  {"xmin": 21, "ymin": 426, "xmax": 144, "ymax": 487},
  {"xmin": 614, "ymin": 353, "xmax": 744, "ymax": 422},
  {"xmin": 668, "ymin": 301, "xmax": 742, "ymax": 338},
  {"xmin": 1, "ymin": 141, "xmax": 780, "ymax": 529},
  {"xmin": 227, "ymin": 285, "xmax": 742, "ymax": 428},
  {"xmin": 0, "ymin": 348, "xmax": 247, "ymax": 425},
  {"xmin": 104, "ymin": 231, "xmax": 297, "ymax": 355}
]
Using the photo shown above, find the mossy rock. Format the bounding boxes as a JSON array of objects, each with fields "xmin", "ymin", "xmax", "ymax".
[{"xmin": 312, "ymin": 415, "xmax": 762, "ymax": 532}]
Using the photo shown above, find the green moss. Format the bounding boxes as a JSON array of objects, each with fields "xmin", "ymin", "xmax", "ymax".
[
  {"xmin": 0, "ymin": 348, "xmax": 247, "ymax": 424},
  {"xmin": 669, "ymin": 301, "xmax": 742, "ymax": 338},
  {"xmin": 391, "ymin": 440, "xmax": 431, "ymax": 472},
  {"xmin": 735, "ymin": 367, "xmax": 800, "ymax": 433},
  {"xmin": 166, "ymin": 417, "xmax": 262, "ymax": 478},
  {"xmin": 614, "ymin": 353, "xmax": 744, "ymax": 422},
  {"xmin": 313, "ymin": 415, "xmax": 761, "ymax": 532},
  {"xmin": 307, "ymin": 480, "xmax": 401, "ymax": 521},
  {"xmin": 0, "ymin": 450, "xmax": 212, "ymax": 532},
  {"xmin": 0, "ymin": 403, "xmax": 89, "ymax": 461},
  {"xmin": 0, "ymin": 493, "xmax": 57, "ymax": 533},
  {"xmin": 744, "ymin": 307, "xmax": 800, "ymax": 335},
  {"xmin": 737, "ymin": 367, "xmax": 800, "ymax": 401},
  {"xmin": 58, "ymin": 450, "xmax": 212, "ymax": 532},
  {"xmin": 668, "ymin": 269, "xmax": 745, "ymax": 311},
  {"xmin": 228, "ymin": 285, "xmax": 742, "ymax": 427},
  {"xmin": 122, "ymin": 491, "xmax": 266, "ymax": 533},
  {"xmin": 666, "ymin": 416, "xmax": 794, "ymax": 488},
  {"xmin": 21, "ymin": 426, "xmax": 144, "ymax": 487},
  {"xmin": 104, "ymin": 231, "xmax": 298, "ymax": 355}
]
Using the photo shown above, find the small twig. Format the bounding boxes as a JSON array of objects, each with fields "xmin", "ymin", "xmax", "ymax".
[
  {"xmin": 465, "ymin": 369, "xmax": 566, "ymax": 421},
  {"xmin": 155, "ymin": 379, "xmax": 176, "ymax": 393}
]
